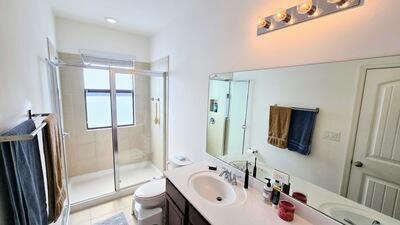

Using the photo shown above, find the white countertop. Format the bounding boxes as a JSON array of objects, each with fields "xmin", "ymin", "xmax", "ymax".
[
  {"xmin": 218, "ymin": 154, "xmax": 400, "ymax": 225},
  {"xmin": 165, "ymin": 162, "xmax": 315, "ymax": 225},
  {"xmin": 289, "ymin": 174, "xmax": 400, "ymax": 225}
]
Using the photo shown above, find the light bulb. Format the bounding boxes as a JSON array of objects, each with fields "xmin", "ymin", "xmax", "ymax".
[
  {"xmin": 297, "ymin": 0, "xmax": 316, "ymax": 15},
  {"xmin": 327, "ymin": 0, "xmax": 348, "ymax": 6},
  {"xmin": 274, "ymin": 9, "xmax": 291, "ymax": 23},
  {"xmin": 257, "ymin": 17, "xmax": 271, "ymax": 29}
]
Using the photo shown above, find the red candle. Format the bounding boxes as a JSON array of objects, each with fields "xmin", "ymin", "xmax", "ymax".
[
  {"xmin": 278, "ymin": 200, "xmax": 296, "ymax": 222},
  {"xmin": 292, "ymin": 192, "xmax": 307, "ymax": 204}
]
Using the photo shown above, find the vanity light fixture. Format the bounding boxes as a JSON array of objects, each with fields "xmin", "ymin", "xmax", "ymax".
[
  {"xmin": 274, "ymin": 9, "xmax": 291, "ymax": 23},
  {"xmin": 297, "ymin": 0, "xmax": 316, "ymax": 15},
  {"xmin": 257, "ymin": 0, "xmax": 361, "ymax": 36}
]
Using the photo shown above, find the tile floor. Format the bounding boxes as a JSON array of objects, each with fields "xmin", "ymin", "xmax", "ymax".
[
  {"xmin": 70, "ymin": 161, "xmax": 163, "ymax": 204},
  {"xmin": 69, "ymin": 195, "xmax": 136, "ymax": 225}
]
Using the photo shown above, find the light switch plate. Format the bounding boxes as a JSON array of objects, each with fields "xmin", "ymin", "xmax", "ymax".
[{"xmin": 323, "ymin": 131, "xmax": 341, "ymax": 142}]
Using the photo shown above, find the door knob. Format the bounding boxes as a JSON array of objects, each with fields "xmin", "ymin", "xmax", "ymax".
[
  {"xmin": 209, "ymin": 118, "xmax": 216, "ymax": 125},
  {"xmin": 354, "ymin": 161, "xmax": 363, "ymax": 167}
]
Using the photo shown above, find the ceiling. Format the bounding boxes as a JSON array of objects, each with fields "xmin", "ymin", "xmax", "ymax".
[{"xmin": 49, "ymin": 0, "xmax": 196, "ymax": 36}]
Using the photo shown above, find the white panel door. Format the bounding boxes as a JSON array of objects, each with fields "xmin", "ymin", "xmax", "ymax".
[{"xmin": 348, "ymin": 68, "xmax": 400, "ymax": 220}]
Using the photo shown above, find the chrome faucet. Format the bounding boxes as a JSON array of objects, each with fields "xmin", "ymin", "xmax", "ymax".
[
  {"xmin": 231, "ymin": 174, "xmax": 241, "ymax": 185},
  {"xmin": 219, "ymin": 168, "xmax": 232, "ymax": 181},
  {"xmin": 219, "ymin": 168, "xmax": 240, "ymax": 185}
]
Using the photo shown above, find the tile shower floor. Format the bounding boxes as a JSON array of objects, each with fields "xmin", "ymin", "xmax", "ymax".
[{"xmin": 69, "ymin": 161, "xmax": 163, "ymax": 204}]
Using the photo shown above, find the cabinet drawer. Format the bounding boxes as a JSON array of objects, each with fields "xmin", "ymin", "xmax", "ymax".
[
  {"xmin": 188, "ymin": 204, "xmax": 211, "ymax": 225},
  {"xmin": 166, "ymin": 179, "xmax": 186, "ymax": 214}
]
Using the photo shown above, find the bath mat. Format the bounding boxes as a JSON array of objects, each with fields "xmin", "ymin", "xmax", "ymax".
[{"xmin": 93, "ymin": 212, "xmax": 130, "ymax": 225}]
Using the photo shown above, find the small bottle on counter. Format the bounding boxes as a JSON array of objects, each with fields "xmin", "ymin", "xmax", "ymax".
[
  {"xmin": 263, "ymin": 178, "xmax": 273, "ymax": 205},
  {"xmin": 271, "ymin": 180, "xmax": 282, "ymax": 208},
  {"xmin": 282, "ymin": 183, "xmax": 291, "ymax": 195}
]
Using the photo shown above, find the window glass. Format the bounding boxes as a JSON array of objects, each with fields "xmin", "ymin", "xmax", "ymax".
[
  {"xmin": 84, "ymin": 69, "xmax": 110, "ymax": 89},
  {"xmin": 117, "ymin": 92, "xmax": 134, "ymax": 126},
  {"xmin": 83, "ymin": 69, "xmax": 134, "ymax": 129},
  {"xmin": 115, "ymin": 73, "xmax": 133, "ymax": 90},
  {"xmin": 86, "ymin": 91, "xmax": 112, "ymax": 128}
]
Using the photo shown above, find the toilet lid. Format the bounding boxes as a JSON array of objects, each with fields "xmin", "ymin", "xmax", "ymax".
[{"xmin": 135, "ymin": 179, "xmax": 166, "ymax": 199}]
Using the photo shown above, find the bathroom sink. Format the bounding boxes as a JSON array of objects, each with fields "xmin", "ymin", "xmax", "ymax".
[
  {"xmin": 188, "ymin": 171, "xmax": 247, "ymax": 206},
  {"xmin": 319, "ymin": 203, "xmax": 381, "ymax": 225}
]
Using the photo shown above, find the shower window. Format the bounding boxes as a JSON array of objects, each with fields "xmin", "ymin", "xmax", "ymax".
[{"xmin": 84, "ymin": 69, "xmax": 135, "ymax": 129}]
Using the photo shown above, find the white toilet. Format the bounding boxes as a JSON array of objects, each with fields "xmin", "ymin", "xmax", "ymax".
[{"xmin": 133, "ymin": 156, "xmax": 191, "ymax": 225}]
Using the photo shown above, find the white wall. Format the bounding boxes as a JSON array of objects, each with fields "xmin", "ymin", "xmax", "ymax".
[
  {"xmin": 150, "ymin": 0, "xmax": 400, "ymax": 168},
  {"xmin": 55, "ymin": 18, "xmax": 150, "ymax": 62},
  {"xmin": 0, "ymin": 0, "xmax": 56, "ymax": 223}
]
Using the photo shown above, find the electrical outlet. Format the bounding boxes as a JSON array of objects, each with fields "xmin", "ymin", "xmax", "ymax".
[{"xmin": 323, "ymin": 131, "xmax": 341, "ymax": 142}]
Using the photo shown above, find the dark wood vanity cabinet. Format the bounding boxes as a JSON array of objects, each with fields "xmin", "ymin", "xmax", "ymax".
[
  {"xmin": 166, "ymin": 179, "xmax": 211, "ymax": 225},
  {"xmin": 166, "ymin": 194, "xmax": 185, "ymax": 225}
]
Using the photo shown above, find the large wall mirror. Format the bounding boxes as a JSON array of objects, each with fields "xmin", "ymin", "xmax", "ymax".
[{"xmin": 206, "ymin": 55, "xmax": 400, "ymax": 225}]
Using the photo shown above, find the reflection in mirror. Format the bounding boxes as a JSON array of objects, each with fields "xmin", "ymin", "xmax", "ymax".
[
  {"xmin": 206, "ymin": 55, "xmax": 400, "ymax": 225},
  {"xmin": 207, "ymin": 74, "xmax": 250, "ymax": 158}
]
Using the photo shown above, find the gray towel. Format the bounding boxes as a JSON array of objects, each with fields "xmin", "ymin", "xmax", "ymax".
[{"xmin": 0, "ymin": 120, "xmax": 47, "ymax": 225}]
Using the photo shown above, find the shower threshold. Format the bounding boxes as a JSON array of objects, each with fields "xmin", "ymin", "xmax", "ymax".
[{"xmin": 69, "ymin": 161, "xmax": 163, "ymax": 209}]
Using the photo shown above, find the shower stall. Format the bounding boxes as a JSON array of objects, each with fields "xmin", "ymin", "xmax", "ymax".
[
  {"xmin": 207, "ymin": 75, "xmax": 250, "ymax": 158},
  {"xmin": 47, "ymin": 49, "xmax": 167, "ymax": 209}
]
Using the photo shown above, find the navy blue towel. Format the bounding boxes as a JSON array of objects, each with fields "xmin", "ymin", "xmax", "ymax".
[
  {"xmin": 287, "ymin": 110, "xmax": 317, "ymax": 155},
  {"xmin": 0, "ymin": 120, "xmax": 47, "ymax": 225}
]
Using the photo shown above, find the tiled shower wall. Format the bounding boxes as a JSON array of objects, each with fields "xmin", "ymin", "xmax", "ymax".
[{"xmin": 59, "ymin": 53, "xmax": 151, "ymax": 177}]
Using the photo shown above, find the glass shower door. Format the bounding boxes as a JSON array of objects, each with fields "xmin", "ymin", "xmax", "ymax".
[
  {"xmin": 111, "ymin": 70, "xmax": 165, "ymax": 189},
  {"xmin": 59, "ymin": 64, "xmax": 115, "ymax": 204},
  {"xmin": 225, "ymin": 81, "xmax": 250, "ymax": 155}
]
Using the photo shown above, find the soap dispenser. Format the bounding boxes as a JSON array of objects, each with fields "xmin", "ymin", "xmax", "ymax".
[
  {"xmin": 263, "ymin": 178, "xmax": 273, "ymax": 205},
  {"xmin": 244, "ymin": 161, "xmax": 249, "ymax": 189}
]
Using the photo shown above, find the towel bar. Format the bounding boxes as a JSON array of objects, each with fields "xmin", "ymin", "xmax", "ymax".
[
  {"xmin": 0, "ymin": 111, "xmax": 49, "ymax": 143},
  {"xmin": 273, "ymin": 104, "xmax": 319, "ymax": 113},
  {"xmin": 292, "ymin": 107, "xmax": 319, "ymax": 113}
]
